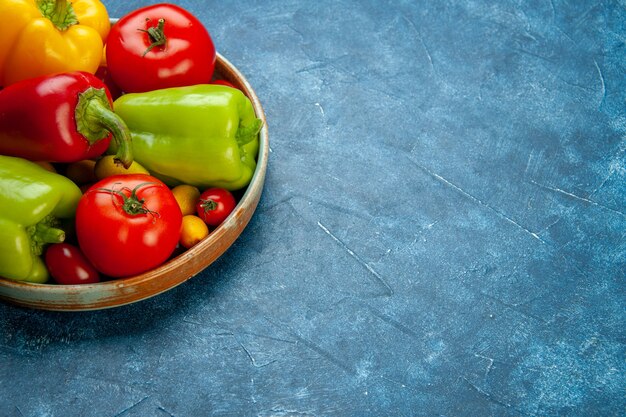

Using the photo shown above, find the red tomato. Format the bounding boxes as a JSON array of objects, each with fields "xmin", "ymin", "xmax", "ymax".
[
  {"xmin": 76, "ymin": 174, "xmax": 183, "ymax": 277},
  {"xmin": 196, "ymin": 188, "xmax": 237, "ymax": 227},
  {"xmin": 45, "ymin": 243, "xmax": 100, "ymax": 285},
  {"xmin": 106, "ymin": 4, "xmax": 216, "ymax": 93}
]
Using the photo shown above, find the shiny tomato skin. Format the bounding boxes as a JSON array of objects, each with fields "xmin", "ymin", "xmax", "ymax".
[
  {"xmin": 196, "ymin": 188, "xmax": 237, "ymax": 227},
  {"xmin": 45, "ymin": 243, "xmax": 101, "ymax": 285},
  {"xmin": 106, "ymin": 4, "xmax": 216, "ymax": 93},
  {"xmin": 76, "ymin": 174, "xmax": 183, "ymax": 278}
]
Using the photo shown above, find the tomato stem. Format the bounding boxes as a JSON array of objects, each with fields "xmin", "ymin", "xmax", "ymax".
[
  {"xmin": 200, "ymin": 198, "xmax": 218, "ymax": 213},
  {"xmin": 139, "ymin": 18, "xmax": 167, "ymax": 56},
  {"xmin": 97, "ymin": 182, "xmax": 161, "ymax": 217}
]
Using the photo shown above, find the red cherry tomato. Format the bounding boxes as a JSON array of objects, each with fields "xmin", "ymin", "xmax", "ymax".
[
  {"xmin": 45, "ymin": 243, "xmax": 100, "ymax": 285},
  {"xmin": 106, "ymin": 4, "xmax": 216, "ymax": 93},
  {"xmin": 196, "ymin": 188, "xmax": 236, "ymax": 227},
  {"xmin": 76, "ymin": 174, "xmax": 183, "ymax": 278}
]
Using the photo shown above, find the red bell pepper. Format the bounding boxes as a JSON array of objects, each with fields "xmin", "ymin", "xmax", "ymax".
[{"xmin": 0, "ymin": 71, "xmax": 133, "ymax": 167}]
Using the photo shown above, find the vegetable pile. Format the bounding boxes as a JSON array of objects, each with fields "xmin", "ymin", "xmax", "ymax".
[{"xmin": 0, "ymin": 1, "xmax": 263, "ymax": 285}]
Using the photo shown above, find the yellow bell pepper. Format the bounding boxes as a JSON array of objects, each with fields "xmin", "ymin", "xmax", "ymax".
[{"xmin": 0, "ymin": 0, "xmax": 110, "ymax": 87}]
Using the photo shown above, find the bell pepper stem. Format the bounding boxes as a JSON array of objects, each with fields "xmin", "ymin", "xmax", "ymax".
[
  {"xmin": 76, "ymin": 87, "xmax": 134, "ymax": 169},
  {"xmin": 37, "ymin": 0, "xmax": 79, "ymax": 30},
  {"xmin": 27, "ymin": 215, "xmax": 66, "ymax": 256},
  {"xmin": 34, "ymin": 223, "xmax": 65, "ymax": 244},
  {"xmin": 91, "ymin": 101, "xmax": 134, "ymax": 169},
  {"xmin": 236, "ymin": 118, "xmax": 263, "ymax": 146},
  {"xmin": 53, "ymin": 0, "xmax": 67, "ymax": 23}
]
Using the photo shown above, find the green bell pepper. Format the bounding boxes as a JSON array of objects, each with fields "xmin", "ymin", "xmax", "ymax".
[
  {"xmin": 0, "ymin": 156, "xmax": 82, "ymax": 283},
  {"xmin": 111, "ymin": 84, "xmax": 263, "ymax": 191}
]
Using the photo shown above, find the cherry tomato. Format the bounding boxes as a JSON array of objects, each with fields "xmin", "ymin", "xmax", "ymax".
[
  {"xmin": 180, "ymin": 215, "xmax": 209, "ymax": 249},
  {"xmin": 45, "ymin": 244, "xmax": 100, "ymax": 285},
  {"xmin": 76, "ymin": 174, "xmax": 183, "ymax": 277},
  {"xmin": 106, "ymin": 4, "xmax": 216, "ymax": 93},
  {"xmin": 171, "ymin": 184, "xmax": 201, "ymax": 216},
  {"xmin": 196, "ymin": 188, "xmax": 236, "ymax": 227}
]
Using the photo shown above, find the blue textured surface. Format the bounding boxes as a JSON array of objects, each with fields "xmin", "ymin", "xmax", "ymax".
[{"xmin": 1, "ymin": 1, "xmax": 624, "ymax": 416}]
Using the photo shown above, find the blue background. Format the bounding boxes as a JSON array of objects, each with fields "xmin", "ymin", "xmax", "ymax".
[{"xmin": 1, "ymin": 1, "xmax": 624, "ymax": 416}]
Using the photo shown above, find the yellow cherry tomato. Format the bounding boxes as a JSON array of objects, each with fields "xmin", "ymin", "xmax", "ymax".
[
  {"xmin": 171, "ymin": 184, "xmax": 201, "ymax": 216},
  {"xmin": 94, "ymin": 155, "xmax": 150, "ymax": 180},
  {"xmin": 180, "ymin": 215, "xmax": 209, "ymax": 249}
]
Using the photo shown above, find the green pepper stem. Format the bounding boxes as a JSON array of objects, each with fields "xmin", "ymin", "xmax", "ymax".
[
  {"xmin": 37, "ymin": 0, "xmax": 78, "ymax": 30},
  {"xmin": 236, "ymin": 118, "xmax": 263, "ymax": 146},
  {"xmin": 53, "ymin": 0, "xmax": 67, "ymax": 22},
  {"xmin": 34, "ymin": 223, "xmax": 66, "ymax": 244},
  {"xmin": 27, "ymin": 215, "xmax": 66, "ymax": 256},
  {"xmin": 91, "ymin": 100, "xmax": 134, "ymax": 169},
  {"xmin": 76, "ymin": 87, "xmax": 134, "ymax": 169}
]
